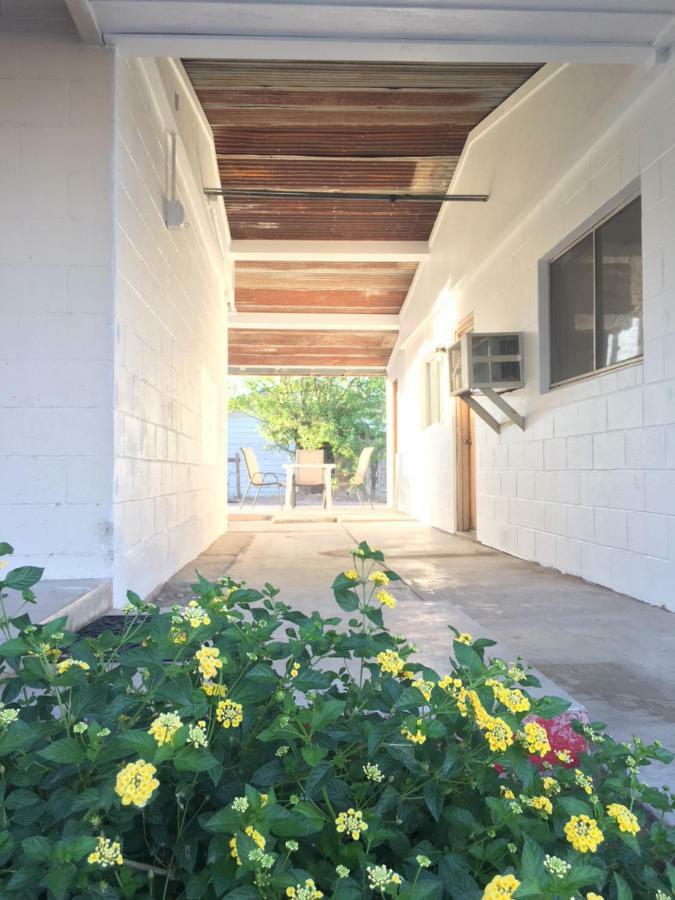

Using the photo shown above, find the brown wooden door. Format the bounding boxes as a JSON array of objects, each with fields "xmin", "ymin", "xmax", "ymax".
[{"xmin": 455, "ymin": 316, "xmax": 476, "ymax": 532}]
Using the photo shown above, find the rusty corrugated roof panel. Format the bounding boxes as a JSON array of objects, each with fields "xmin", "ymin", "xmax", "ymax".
[
  {"xmin": 183, "ymin": 59, "xmax": 540, "ymax": 241},
  {"xmin": 229, "ymin": 328, "xmax": 397, "ymax": 369},
  {"xmin": 235, "ymin": 261, "xmax": 417, "ymax": 314}
]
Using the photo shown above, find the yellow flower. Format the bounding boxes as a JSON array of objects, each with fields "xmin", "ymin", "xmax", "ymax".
[
  {"xmin": 555, "ymin": 748, "xmax": 572, "ymax": 764},
  {"xmin": 181, "ymin": 600, "xmax": 211, "ymax": 628},
  {"xmin": 542, "ymin": 776, "xmax": 560, "ymax": 795},
  {"xmin": 411, "ymin": 676, "xmax": 434, "ymax": 702},
  {"xmin": 229, "ymin": 825, "xmax": 265, "ymax": 865},
  {"xmin": 401, "ymin": 720, "xmax": 427, "ymax": 744},
  {"xmin": 202, "ymin": 681, "xmax": 227, "ymax": 697},
  {"xmin": 482, "ymin": 874, "xmax": 521, "ymax": 899},
  {"xmin": 87, "ymin": 836, "xmax": 123, "ymax": 868},
  {"xmin": 456, "ymin": 632, "xmax": 473, "ymax": 645},
  {"xmin": 369, "ymin": 570, "xmax": 389, "ymax": 586},
  {"xmin": 483, "ymin": 717, "xmax": 514, "ymax": 753},
  {"xmin": 564, "ymin": 815, "xmax": 604, "ymax": 853},
  {"xmin": 216, "ymin": 698, "xmax": 243, "ymax": 729},
  {"xmin": 574, "ymin": 768, "xmax": 594, "ymax": 796},
  {"xmin": 486, "ymin": 679, "xmax": 530, "ymax": 714},
  {"xmin": 607, "ymin": 803, "xmax": 640, "ymax": 835},
  {"xmin": 115, "ymin": 760, "xmax": 159, "ymax": 808},
  {"xmin": 195, "ymin": 645, "xmax": 222, "ymax": 680},
  {"xmin": 438, "ymin": 675, "xmax": 462, "ymax": 692},
  {"xmin": 335, "ymin": 808, "xmax": 368, "ymax": 841},
  {"xmin": 586, "ymin": 894, "xmax": 604, "ymax": 900},
  {"xmin": 500, "ymin": 786, "xmax": 515, "ymax": 800},
  {"xmin": 522, "ymin": 721, "xmax": 551, "ymax": 757},
  {"xmin": 187, "ymin": 720, "xmax": 208, "ymax": 748},
  {"xmin": 286, "ymin": 879, "xmax": 323, "ymax": 899},
  {"xmin": 290, "ymin": 662, "xmax": 301, "ymax": 679},
  {"xmin": 530, "ymin": 795, "xmax": 553, "ymax": 816},
  {"xmin": 148, "ymin": 712, "xmax": 182, "ymax": 746},
  {"xmin": 170, "ymin": 627, "xmax": 187, "ymax": 644},
  {"xmin": 56, "ymin": 658, "xmax": 90, "ymax": 675},
  {"xmin": 375, "ymin": 589, "xmax": 397, "ymax": 609},
  {"xmin": 343, "ymin": 569, "xmax": 360, "ymax": 581},
  {"xmin": 376, "ymin": 649, "xmax": 405, "ymax": 676}
]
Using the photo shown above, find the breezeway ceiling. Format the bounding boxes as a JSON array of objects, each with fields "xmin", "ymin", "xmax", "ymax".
[{"xmin": 66, "ymin": 0, "xmax": 675, "ymax": 374}]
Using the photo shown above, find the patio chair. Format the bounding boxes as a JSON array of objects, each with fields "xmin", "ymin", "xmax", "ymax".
[
  {"xmin": 294, "ymin": 448, "xmax": 327, "ymax": 507},
  {"xmin": 347, "ymin": 446, "xmax": 375, "ymax": 508},
  {"xmin": 239, "ymin": 447, "xmax": 284, "ymax": 509}
]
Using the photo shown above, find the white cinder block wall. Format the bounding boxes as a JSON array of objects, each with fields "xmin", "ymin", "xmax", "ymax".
[
  {"xmin": 0, "ymin": 13, "xmax": 115, "ymax": 578},
  {"xmin": 113, "ymin": 57, "xmax": 229, "ymax": 603},
  {"xmin": 393, "ymin": 62, "xmax": 675, "ymax": 611}
]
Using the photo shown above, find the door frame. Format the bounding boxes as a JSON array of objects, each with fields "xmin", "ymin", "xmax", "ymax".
[{"xmin": 454, "ymin": 314, "xmax": 476, "ymax": 532}]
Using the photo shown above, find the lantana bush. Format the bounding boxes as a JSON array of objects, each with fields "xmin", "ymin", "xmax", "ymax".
[{"xmin": 0, "ymin": 539, "xmax": 673, "ymax": 899}]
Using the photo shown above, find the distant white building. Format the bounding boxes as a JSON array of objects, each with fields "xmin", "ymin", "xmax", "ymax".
[{"xmin": 227, "ymin": 411, "xmax": 291, "ymax": 501}]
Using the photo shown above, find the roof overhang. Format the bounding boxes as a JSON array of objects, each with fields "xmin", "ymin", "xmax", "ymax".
[{"xmin": 69, "ymin": 1, "xmax": 674, "ymax": 65}]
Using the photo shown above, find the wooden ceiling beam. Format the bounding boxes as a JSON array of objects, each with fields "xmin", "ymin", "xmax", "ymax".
[{"xmin": 229, "ymin": 240, "xmax": 430, "ymax": 262}]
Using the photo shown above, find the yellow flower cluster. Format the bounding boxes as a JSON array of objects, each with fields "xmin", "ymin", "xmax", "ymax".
[
  {"xmin": 343, "ymin": 569, "xmax": 359, "ymax": 581},
  {"xmin": 148, "ymin": 712, "xmax": 182, "ymax": 746},
  {"xmin": 56, "ymin": 658, "xmax": 90, "ymax": 675},
  {"xmin": 367, "ymin": 865, "xmax": 402, "ymax": 890},
  {"xmin": 411, "ymin": 675, "xmax": 434, "ymax": 702},
  {"xmin": 335, "ymin": 808, "xmax": 368, "ymax": 841},
  {"xmin": 195, "ymin": 645, "xmax": 222, "ymax": 680},
  {"xmin": 607, "ymin": 803, "xmax": 640, "ymax": 835},
  {"xmin": 181, "ymin": 600, "xmax": 211, "ymax": 629},
  {"xmin": 500, "ymin": 786, "xmax": 515, "ymax": 800},
  {"xmin": 522, "ymin": 721, "xmax": 551, "ymax": 757},
  {"xmin": 456, "ymin": 632, "xmax": 473, "ymax": 645},
  {"xmin": 484, "ymin": 717, "xmax": 514, "ymax": 753},
  {"xmin": 202, "ymin": 681, "xmax": 227, "ymax": 697},
  {"xmin": 229, "ymin": 826, "xmax": 265, "ymax": 865},
  {"xmin": 438, "ymin": 675, "xmax": 462, "ymax": 693},
  {"xmin": 564, "ymin": 815, "xmax": 604, "ymax": 853},
  {"xmin": 482, "ymin": 874, "xmax": 521, "ymax": 899},
  {"xmin": 376, "ymin": 649, "xmax": 405, "ymax": 676},
  {"xmin": 187, "ymin": 720, "xmax": 208, "ymax": 748},
  {"xmin": 115, "ymin": 760, "xmax": 159, "ymax": 808},
  {"xmin": 216, "ymin": 698, "xmax": 243, "ymax": 729},
  {"xmin": 290, "ymin": 661, "xmax": 301, "ymax": 678},
  {"xmin": 375, "ymin": 589, "xmax": 397, "ymax": 609},
  {"xmin": 401, "ymin": 719, "xmax": 426, "ymax": 744},
  {"xmin": 286, "ymin": 879, "xmax": 323, "ymax": 899},
  {"xmin": 369, "ymin": 570, "xmax": 389, "ymax": 586},
  {"xmin": 542, "ymin": 776, "xmax": 560, "ymax": 795},
  {"xmin": 486, "ymin": 678, "xmax": 530, "ymax": 714},
  {"xmin": 528, "ymin": 795, "xmax": 553, "ymax": 816},
  {"xmin": 587, "ymin": 894, "xmax": 604, "ymax": 900},
  {"xmin": 574, "ymin": 768, "xmax": 594, "ymax": 796},
  {"xmin": 87, "ymin": 836, "xmax": 123, "ymax": 868}
]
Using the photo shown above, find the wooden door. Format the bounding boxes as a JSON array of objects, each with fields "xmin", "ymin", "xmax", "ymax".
[
  {"xmin": 391, "ymin": 379, "xmax": 398, "ymax": 506},
  {"xmin": 455, "ymin": 316, "xmax": 476, "ymax": 531}
]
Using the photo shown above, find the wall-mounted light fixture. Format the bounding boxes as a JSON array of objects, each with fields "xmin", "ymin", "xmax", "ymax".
[{"xmin": 165, "ymin": 132, "xmax": 186, "ymax": 230}]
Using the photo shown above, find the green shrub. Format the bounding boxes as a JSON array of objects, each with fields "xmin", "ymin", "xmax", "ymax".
[{"xmin": 0, "ymin": 539, "xmax": 673, "ymax": 899}]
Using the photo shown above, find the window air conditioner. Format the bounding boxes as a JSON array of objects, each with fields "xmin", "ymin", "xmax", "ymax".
[{"xmin": 449, "ymin": 332, "xmax": 523, "ymax": 395}]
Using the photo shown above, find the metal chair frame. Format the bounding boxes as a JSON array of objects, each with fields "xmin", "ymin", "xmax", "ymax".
[{"xmin": 239, "ymin": 447, "xmax": 285, "ymax": 509}]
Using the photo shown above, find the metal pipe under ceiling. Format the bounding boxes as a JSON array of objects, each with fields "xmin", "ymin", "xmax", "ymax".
[{"xmin": 205, "ymin": 188, "xmax": 488, "ymax": 203}]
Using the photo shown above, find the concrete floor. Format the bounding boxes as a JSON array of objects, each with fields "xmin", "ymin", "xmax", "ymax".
[{"xmin": 158, "ymin": 516, "xmax": 675, "ymax": 787}]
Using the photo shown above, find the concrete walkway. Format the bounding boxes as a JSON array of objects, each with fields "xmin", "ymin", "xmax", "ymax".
[{"xmin": 158, "ymin": 517, "xmax": 675, "ymax": 787}]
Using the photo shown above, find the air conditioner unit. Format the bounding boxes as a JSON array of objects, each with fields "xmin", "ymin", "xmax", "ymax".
[{"xmin": 449, "ymin": 332, "xmax": 523, "ymax": 395}]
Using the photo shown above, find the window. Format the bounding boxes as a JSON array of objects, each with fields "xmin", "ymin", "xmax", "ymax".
[
  {"xmin": 425, "ymin": 356, "xmax": 443, "ymax": 426},
  {"xmin": 549, "ymin": 196, "xmax": 643, "ymax": 386}
]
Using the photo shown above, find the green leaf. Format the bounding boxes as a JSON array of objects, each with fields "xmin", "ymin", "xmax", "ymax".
[
  {"xmin": 4, "ymin": 566, "xmax": 43, "ymax": 591},
  {"xmin": 556, "ymin": 795, "xmax": 593, "ymax": 818},
  {"xmin": 614, "ymin": 872, "xmax": 633, "ymax": 900},
  {"xmin": 520, "ymin": 836, "xmax": 545, "ymax": 882},
  {"xmin": 565, "ymin": 865, "xmax": 605, "ymax": 891},
  {"xmin": 173, "ymin": 749, "xmax": 219, "ymax": 773},
  {"xmin": 334, "ymin": 588, "xmax": 359, "ymax": 612},
  {"xmin": 267, "ymin": 803, "xmax": 324, "ymax": 837},
  {"xmin": 21, "ymin": 836, "xmax": 52, "ymax": 862},
  {"xmin": 533, "ymin": 696, "xmax": 572, "ymax": 719},
  {"xmin": 0, "ymin": 542, "xmax": 14, "ymax": 556},
  {"xmin": 38, "ymin": 737, "xmax": 85, "ymax": 765},
  {"xmin": 45, "ymin": 863, "xmax": 75, "ymax": 900},
  {"xmin": 453, "ymin": 641, "xmax": 484, "ymax": 677},
  {"xmin": 310, "ymin": 698, "xmax": 346, "ymax": 732},
  {"xmin": 0, "ymin": 637, "xmax": 28, "ymax": 658},
  {"xmin": 423, "ymin": 780, "xmax": 443, "ymax": 822}
]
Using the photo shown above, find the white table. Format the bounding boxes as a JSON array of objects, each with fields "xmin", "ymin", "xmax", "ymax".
[{"xmin": 283, "ymin": 463, "xmax": 336, "ymax": 511}]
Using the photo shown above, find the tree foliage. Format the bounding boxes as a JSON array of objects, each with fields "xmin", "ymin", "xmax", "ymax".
[{"xmin": 229, "ymin": 376, "xmax": 386, "ymax": 474}]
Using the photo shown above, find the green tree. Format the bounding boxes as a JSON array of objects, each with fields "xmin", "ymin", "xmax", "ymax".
[{"xmin": 229, "ymin": 376, "xmax": 385, "ymax": 476}]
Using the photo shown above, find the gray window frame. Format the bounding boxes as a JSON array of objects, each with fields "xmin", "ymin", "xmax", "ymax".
[{"xmin": 538, "ymin": 182, "xmax": 643, "ymax": 393}]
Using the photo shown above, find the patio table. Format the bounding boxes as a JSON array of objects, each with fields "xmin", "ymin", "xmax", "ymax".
[{"xmin": 283, "ymin": 463, "xmax": 336, "ymax": 511}]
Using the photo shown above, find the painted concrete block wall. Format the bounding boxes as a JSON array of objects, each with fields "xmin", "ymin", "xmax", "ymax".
[
  {"xmin": 393, "ymin": 62, "xmax": 675, "ymax": 610},
  {"xmin": 0, "ymin": 16, "xmax": 115, "ymax": 578},
  {"xmin": 113, "ymin": 56, "xmax": 229, "ymax": 603}
]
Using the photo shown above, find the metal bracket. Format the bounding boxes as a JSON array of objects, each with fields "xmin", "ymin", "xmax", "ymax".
[{"xmin": 458, "ymin": 388, "xmax": 525, "ymax": 434}]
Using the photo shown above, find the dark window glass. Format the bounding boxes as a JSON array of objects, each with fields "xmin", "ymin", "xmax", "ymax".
[
  {"xmin": 549, "ymin": 197, "xmax": 643, "ymax": 385},
  {"xmin": 550, "ymin": 233, "xmax": 595, "ymax": 383},
  {"xmin": 595, "ymin": 197, "xmax": 643, "ymax": 369}
]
